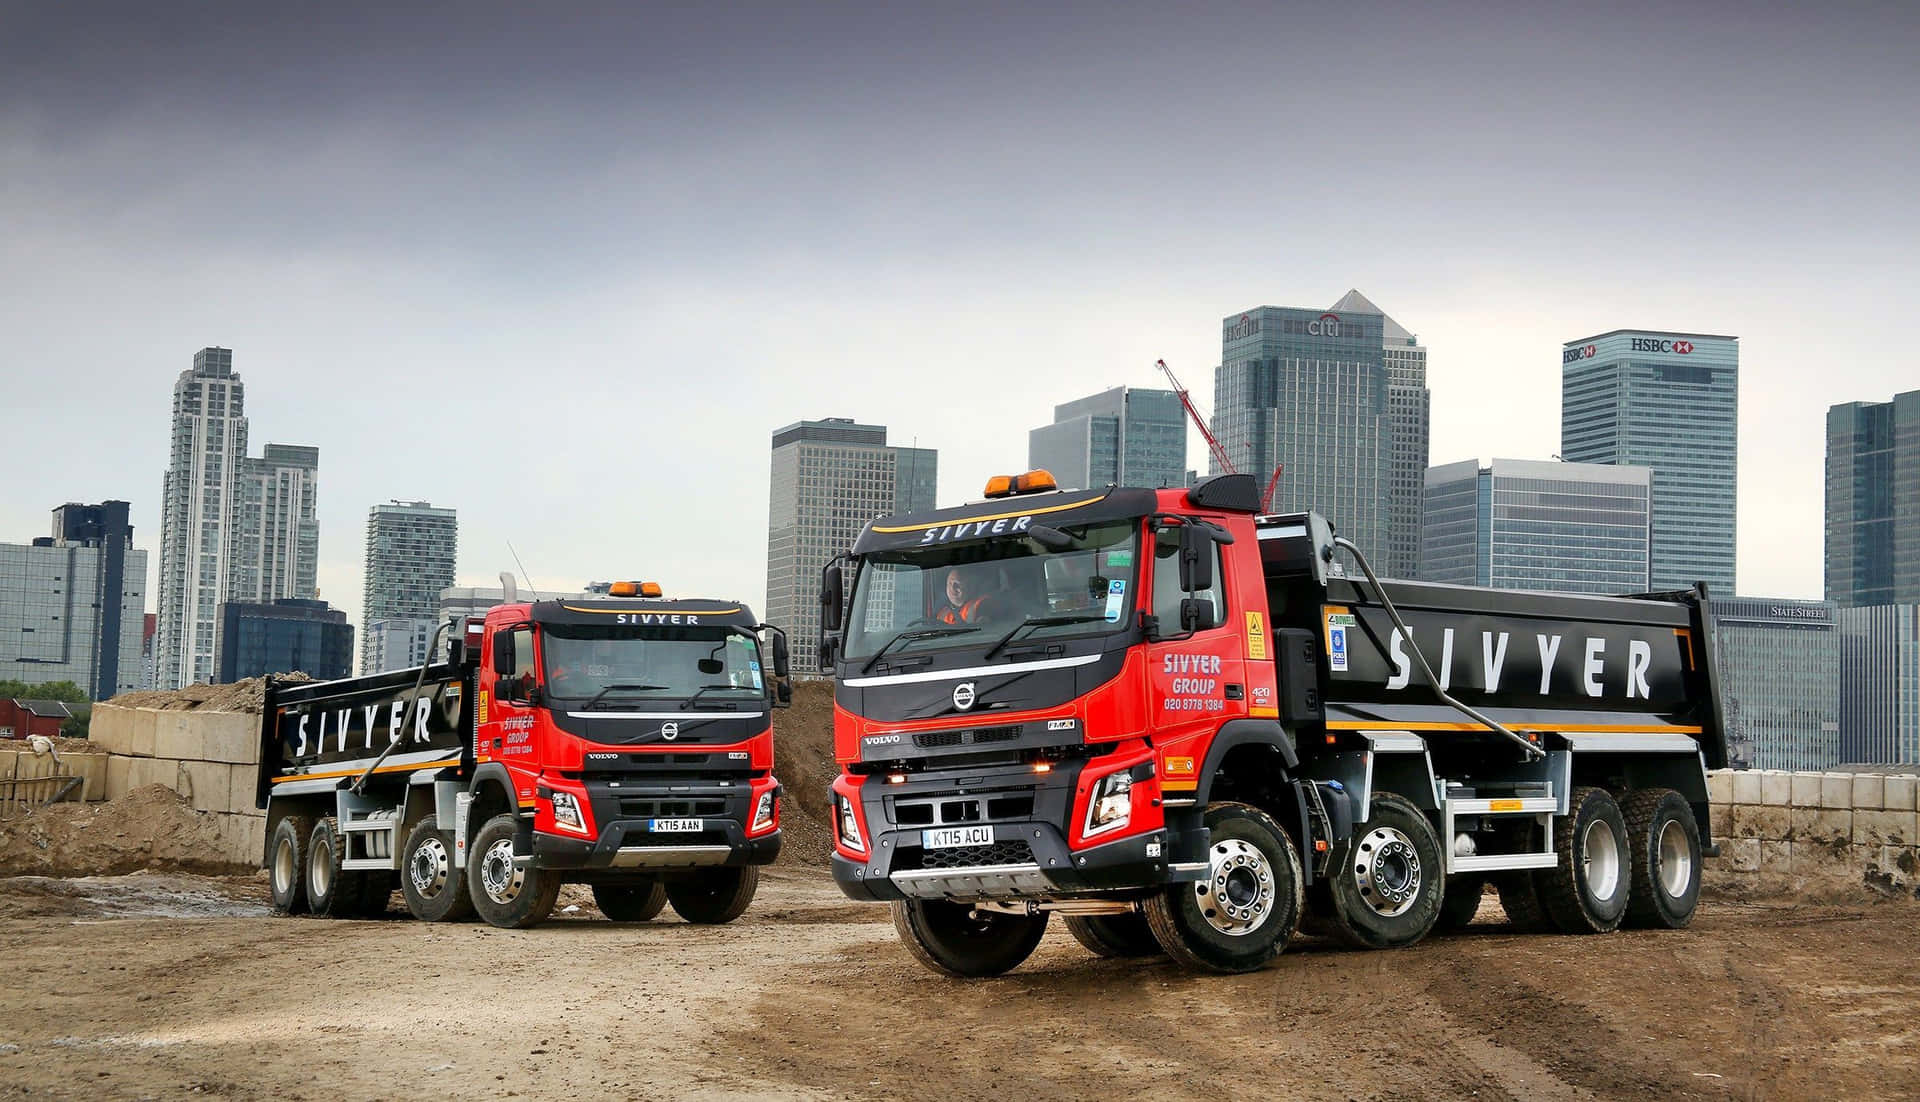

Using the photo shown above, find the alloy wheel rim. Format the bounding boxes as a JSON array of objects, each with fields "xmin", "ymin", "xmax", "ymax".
[
  {"xmin": 1656, "ymin": 819, "xmax": 1693, "ymax": 898},
  {"xmin": 480, "ymin": 837, "xmax": 524, "ymax": 904},
  {"xmin": 410, "ymin": 836, "xmax": 450, "ymax": 899},
  {"xmin": 1193, "ymin": 837, "xmax": 1275, "ymax": 936},
  {"xmin": 1352, "ymin": 825, "xmax": 1422, "ymax": 918},
  {"xmin": 1582, "ymin": 817, "xmax": 1622, "ymax": 901}
]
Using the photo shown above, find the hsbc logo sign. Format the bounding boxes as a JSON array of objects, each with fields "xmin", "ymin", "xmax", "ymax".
[
  {"xmin": 1563, "ymin": 344, "xmax": 1598, "ymax": 364},
  {"xmin": 1632, "ymin": 337, "xmax": 1695, "ymax": 354}
]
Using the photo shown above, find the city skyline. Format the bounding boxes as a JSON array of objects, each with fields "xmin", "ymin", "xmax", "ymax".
[{"xmin": 5, "ymin": 3, "xmax": 1917, "ymax": 630}]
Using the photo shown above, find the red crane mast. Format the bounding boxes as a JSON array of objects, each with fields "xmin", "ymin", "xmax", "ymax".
[{"xmin": 1156, "ymin": 359, "xmax": 1282, "ymax": 511}]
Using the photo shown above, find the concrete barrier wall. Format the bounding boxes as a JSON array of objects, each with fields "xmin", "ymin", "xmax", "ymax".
[
  {"xmin": 87, "ymin": 704, "xmax": 265, "ymax": 867},
  {"xmin": 1706, "ymin": 769, "xmax": 1919, "ymax": 896},
  {"xmin": 0, "ymin": 744, "xmax": 109, "ymax": 804}
]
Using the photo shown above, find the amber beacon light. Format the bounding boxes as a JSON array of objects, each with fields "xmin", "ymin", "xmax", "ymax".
[{"xmin": 983, "ymin": 469, "xmax": 1058, "ymax": 498}]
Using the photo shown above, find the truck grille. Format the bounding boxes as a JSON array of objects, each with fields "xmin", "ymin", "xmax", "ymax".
[
  {"xmin": 913, "ymin": 725, "xmax": 1023, "ymax": 750},
  {"xmin": 618, "ymin": 797, "xmax": 730, "ymax": 818},
  {"xmin": 895, "ymin": 840, "xmax": 1035, "ymax": 871},
  {"xmin": 894, "ymin": 794, "xmax": 1036, "ymax": 827}
]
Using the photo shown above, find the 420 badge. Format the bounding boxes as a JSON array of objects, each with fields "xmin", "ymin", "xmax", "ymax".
[{"xmin": 1325, "ymin": 611, "xmax": 1357, "ymax": 672}]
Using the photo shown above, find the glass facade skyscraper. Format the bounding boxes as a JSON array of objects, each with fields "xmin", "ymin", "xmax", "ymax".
[
  {"xmin": 1331, "ymin": 291, "xmax": 1429, "ymax": 579},
  {"xmin": 766, "ymin": 418, "xmax": 938, "ymax": 674},
  {"xmin": 1825, "ymin": 390, "xmax": 1920, "ymax": 608},
  {"xmin": 360, "ymin": 501, "xmax": 458, "ymax": 674},
  {"xmin": 1420, "ymin": 458, "xmax": 1651, "ymax": 595},
  {"xmin": 1710, "ymin": 597, "xmax": 1840, "ymax": 770},
  {"xmin": 1213, "ymin": 305, "xmax": 1390, "ymax": 563},
  {"xmin": 1028, "ymin": 386, "xmax": 1186, "ymax": 492},
  {"xmin": 217, "ymin": 598, "xmax": 353, "ymax": 683},
  {"xmin": 1561, "ymin": 330, "xmax": 1738, "ymax": 593},
  {"xmin": 0, "ymin": 502, "xmax": 148, "ymax": 699},
  {"xmin": 1837, "ymin": 604, "xmax": 1920, "ymax": 765}
]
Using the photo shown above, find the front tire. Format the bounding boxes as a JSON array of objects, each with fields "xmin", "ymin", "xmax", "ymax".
[
  {"xmin": 401, "ymin": 815, "xmax": 474, "ymax": 922},
  {"xmin": 1143, "ymin": 801, "xmax": 1303, "ymax": 974},
  {"xmin": 466, "ymin": 813, "xmax": 560, "ymax": 929},
  {"xmin": 306, "ymin": 817, "xmax": 368, "ymax": 918},
  {"xmin": 1535, "ymin": 786, "xmax": 1630, "ymax": 934},
  {"xmin": 595, "ymin": 880, "xmax": 669, "ymax": 922},
  {"xmin": 665, "ymin": 866, "xmax": 759, "ymax": 925},
  {"xmin": 1621, "ymin": 788, "xmax": 1702, "ymax": 929},
  {"xmin": 893, "ymin": 899, "xmax": 1049, "ymax": 978},
  {"xmin": 1064, "ymin": 912, "xmax": 1162, "ymax": 958},
  {"xmin": 268, "ymin": 814, "xmax": 314, "ymax": 915},
  {"xmin": 1321, "ymin": 792, "xmax": 1444, "ymax": 950}
]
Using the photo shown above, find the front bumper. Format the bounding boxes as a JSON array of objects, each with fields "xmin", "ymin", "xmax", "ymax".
[{"xmin": 534, "ymin": 818, "xmax": 782, "ymax": 869}]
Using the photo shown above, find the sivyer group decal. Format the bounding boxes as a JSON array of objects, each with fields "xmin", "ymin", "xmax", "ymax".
[{"xmin": 271, "ymin": 682, "xmax": 465, "ymax": 772}]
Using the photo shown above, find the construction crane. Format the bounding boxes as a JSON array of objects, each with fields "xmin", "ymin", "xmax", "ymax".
[{"xmin": 1156, "ymin": 359, "xmax": 1284, "ymax": 512}]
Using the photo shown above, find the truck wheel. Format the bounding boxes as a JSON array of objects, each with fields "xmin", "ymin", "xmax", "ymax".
[
  {"xmin": 1143, "ymin": 801, "xmax": 1303, "ymax": 974},
  {"xmin": 1433, "ymin": 874, "xmax": 1487, "ymax": 934},
  {"xmin": 1621, "ymin": 788, "xmax": 1702, "ymax": 929},
  {"xmin": 1064, "ymin": 912, "xmax": 1162, "ymax": 958},
  {"xmin": 357, "ymin": 871, "xmax": 397, "ymax": 917},
  {"xmin": 666, "ymin": 866, "xmax": 760, "ymax": 925},
  {"xmin": 594, "ymin": 880, "xmax": 669, "ymax": 922},
  {"xmin": 1535, "ymin": 786, "xmax": 1630, "ymax": 934},
  {"xmin": 305, "ymin": 817, "xmax": 368, "ymax": 918},
  {"xmin": 1321, "ymin": 792, "xmax": 1444, "ymax": 950},
  {"xmin": 1496, "ymin": 871, "xmax": 1554, "ymax": 933},
  {"xmin": 892, "ymin": 899, "xmax": 1049, "ymax": 978},
  {"xmin": 268, "ymin": 814, "xmax": 314, "ymax": 915},
  {"xmin": 401, "ymin": 815, "xmax": 474, "ymax": 922},
  {"xmin": 467, "ymin": 813, "xmax": 560, "ymax": 929}
]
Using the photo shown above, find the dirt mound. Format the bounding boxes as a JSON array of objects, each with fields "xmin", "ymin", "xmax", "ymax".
[
  {"xmin": 0, "ymin": 785, "xmax": 241, "ymax": 877},
  {"xmin": 108, "ymin": 672, "xmax": 313, "ymax": 715},
  {"xmin": 773, "ymin": 679, "xmax": 837, "ymax": 867}
]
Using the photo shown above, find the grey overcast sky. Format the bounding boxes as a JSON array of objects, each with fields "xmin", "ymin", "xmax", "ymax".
[{"xmin": 4, "ymin": 0, "xmax": 1916, "ymax": 628}]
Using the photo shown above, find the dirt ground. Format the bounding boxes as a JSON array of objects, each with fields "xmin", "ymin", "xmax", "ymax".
[{"xmin": 1, "ymin": 871, "xmax": 1915, "ymax": 1101}]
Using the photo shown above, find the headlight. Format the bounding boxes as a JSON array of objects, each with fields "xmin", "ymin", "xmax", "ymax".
[
  {"xmin": 752, "ymin": 790, "xmax": 778, "ymax": 833},
  {"xmin": 1084, "ymin": 769, "xmax": 1133, "ymax": 837},
  {"xmin": 550, "ymin": 790, "xmax": 586, "ymax": 833},
  {"xmin": 836, "ymin": 793, "xmax": 866, "ymax": 852}
]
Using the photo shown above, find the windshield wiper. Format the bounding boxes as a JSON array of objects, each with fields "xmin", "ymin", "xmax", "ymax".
[
  {"xmin": 859, "ymin": 626, "xmax": 979, "ymax": 674},
  {"xmin": 680, "ymin": 684, "xmax": 746, "ymax": 710},
  {"xmin": 582, "ymin": 683, "xmax": 670, "ymax": 710},
  {"xmin": 984, "ymin": 615, "xmax": 1109, "ymax": 661}
]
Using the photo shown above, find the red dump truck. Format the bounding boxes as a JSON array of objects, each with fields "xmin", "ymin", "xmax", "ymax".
[
  {"xmin": 257, "ymin": 583, "xmax": 790, "ymax": 928},
  {"xmin": 819, "ymin": 471, "xmax": 1725, "ymax": 975}
]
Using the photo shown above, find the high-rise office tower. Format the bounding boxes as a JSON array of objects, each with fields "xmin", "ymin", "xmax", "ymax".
[
  {"xmin": 0, "ymin": 502, "xmax": 148, "ymax": 699},
  {"xmin": 360, "ymin": 501, "xmax": 458, "ymax": 674},
  {"xmin": 1028, "ymin": 386, "xmax": 1186, "ymax": 492},
  {"xmin": 1561, "ymin": 330, "xmax": 1739, "ymax": 593},
  {"xmin": 230, "ymin": 444, "xmax": 320, "ymax": 607},
  {"xmin": 1837, "ymin": 604, "xmax": 1920, "ymax": 765},
  {"xmin": 1212, "ymin": 305, "xmax": 1391, "ymax": 562},
  {"xmin": 156, "ymin": 348, "xmax": 249, "ymax": 689},
  {"xmin": 766, "ymin": 418, "xmax": 938, "ymax": 674},
  {"xmin": 216, "ymin": 598, "xmax": 353, "ymax": 682},
  {"xmin": 1710, "ymin": 597, "xmax": 1841, "ymax": 770},
  {"xmin": 1825, "ymin": 390, "xmax": 1920, "ymax": 608},
  {"xmin": 1421, "ymin": 458, "xmax": 1652, "ymax": 595},
  {"xmin": 1331, "ymin": 291, "xmax": 1428, "ymax": 578}
]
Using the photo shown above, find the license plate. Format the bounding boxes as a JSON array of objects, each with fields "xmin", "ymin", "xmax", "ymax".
[
  {"xmin": 649, "ymin": 818, "xmax": 704, "ymax": 833},
  {"xmin": 922, "ymin": 825, "xmax": 994, "ymax": 849}
]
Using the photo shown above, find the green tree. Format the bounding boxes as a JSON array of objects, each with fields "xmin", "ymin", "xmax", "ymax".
[{"xmin": 0, "ymin": 679, "xmax": 89, "ymax": 704}]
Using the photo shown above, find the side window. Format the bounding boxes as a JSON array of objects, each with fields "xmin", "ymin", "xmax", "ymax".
[{"xmin": 1152, "ymin": 530, "xmax": 1225, "ymax": 629}]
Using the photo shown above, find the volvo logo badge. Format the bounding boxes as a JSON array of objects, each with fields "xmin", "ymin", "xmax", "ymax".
[
  {"xmin": 660, "ymin": 721, "xmax": 680, "ymax": 741},
  {"xmin": 952, "ymin": 682, "xmax": 977, "ymax": 711}
]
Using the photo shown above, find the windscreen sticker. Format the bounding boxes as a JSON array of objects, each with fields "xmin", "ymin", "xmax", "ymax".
[
  {"xmin": 1106, "ymin": 550, "xmax": 1133, "ymax": 567},
  {"xmin": 750, "ymin": 667, "xmax": 764, "ymax": 689},
  {"xmin": 1104, "ymin": 579, "xmax": 1127, "ymax": 622}
]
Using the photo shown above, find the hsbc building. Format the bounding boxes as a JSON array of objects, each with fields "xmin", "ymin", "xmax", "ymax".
[{"xmin": 1560, "ymin": 328, "xmax": 1740, "ymax": 594}]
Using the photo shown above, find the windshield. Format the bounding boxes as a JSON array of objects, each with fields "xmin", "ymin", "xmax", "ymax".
[
  {"xmin": 843, "ymin": 519, "xmax": 1140, "ymax": 662},
  {"xmin": 541, "ymin": 625, "xmax": 766, "ymax": 704}
]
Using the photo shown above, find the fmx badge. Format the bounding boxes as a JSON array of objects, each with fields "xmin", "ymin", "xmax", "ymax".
[{"xmin": 1325, "ymin": 610, "xmax": 1357, "ymax": 673}]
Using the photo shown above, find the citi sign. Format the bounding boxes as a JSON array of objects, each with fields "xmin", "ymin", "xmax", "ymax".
[
  {"xmin": 1308, "ymin": 312, "xmax": 1341, "ymax": 337},
  {"xmin": 1631, "ymin": 337, "xmax": 1695, "ymax": 354}
]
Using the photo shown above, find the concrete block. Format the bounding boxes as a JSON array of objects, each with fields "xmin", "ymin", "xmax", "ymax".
[
  {"xmin": 127, "ymin": 756, "xmax": 180, "ymax": 795},
  {"xmin": 1733, "ymin": 803, "xmax": 1793, "ymax": 841},
  {"xmin": 87, "ymin": 705, "xmax": 131, "ymax": 754},
  {"xmin": 228, "ymin": 764, "xmax": 260, "ymax": 815},
  {"xmin": 1710, "ymin": 770, "xmax": 1737, "ymax": 805},
  {"xmin": 1882, "ymin": 846, "xmax": 1919, "ymax": 881},
  {"xmin": 1792, "ymin": 838, "xmax": 1867, "ymax": 884},
  {"xmin": 1759, "ymin": 839, "xmax": 1791, "ymax": 875},
  {"xmin": 70, "ymin": 753, "xmax": 107, "ymax": 802},
  {"xmin": 1709, "ymin": 803, "xmax": 1733, "ymax": 841},
  {"xmin": 105, "ymin": 754, "xmax": 131, "ymax": 801},
  {"xmin": 128, "ymin": 709, "xmax": 158, "ymax": 758},
  {"xmin": 1760, "ymin": 770, "xmax": 1794, "ymax": 806},
  {"xmin": 1790, "ymin": 772, "xmax": 1824, "ymax": 808},
  {"xmin": 1821, "ymin": 773, "xmax": 1856, "ymax": 809},
  {"xmin": 1791, "ymin": 806, "xmax": 1851, "ymax": 845},
  {"xmin": 218, "ymin": 813, "xmax": 267, "ymax": 866},
  {"xmin": 1726, "ymin": 770, "xmax": 1757, "ymax": 806},
  {"xmin": 1851, "ymin": 774, "xmax": 1886, "ymax": 811},
  {"xmin": 1853, "ymin": 809, "xmax": 1916, "ymax": 848},
  {"xmin": 202, "ymin": 712, "xmax": 260, "ymax": 765},
  {"xmin": 153, "ymin": 714, "xmax": 205, "ymax": 763},
  {"xmin": 1720, "ymin": 837, "xmax": 1762, "ymax": 872},
  {"xmin": 1885, "ymin": 775, "xmax": 1919, "ymax": 813}
]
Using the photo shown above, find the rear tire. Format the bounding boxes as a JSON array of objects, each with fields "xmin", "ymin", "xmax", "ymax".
[
  {"xmin": 893, "ymin": 899, "xmax": 1049, "ymax": 978},
  {"xmin": 1535, "ymin": 786, "xmax": 1630, "ymax": 934},
  {"xmin": 1433, "ymin": 874, "xmax": 1487, "ymax": 934},
  {"xmin": 1321, "ymin": 792, "xmax": 1444, "ymax": 950},
  {"xmin": 1621, "ymin": 788, "xmax": 1702, "ymax": 929},
  {"xmin": 1143, "ymin": 801, "xmax": 1303, "ymax": 974},
  {"xmin": 466, "ymin": 813, "xmax": 561, "ymax": 929},
  {"xmin": 1496, "ymin": 871, "xmax": 1554, "ymax": 933},
  {"xmin": 595, "ymin": 880, "xmax": 669, "ymax": 922},
  {"xmin": 666, "ymin": 866, "xmax": 760, "ymax": 925},
  {"xmin": 356, "ymin": 871, "xmax": 396, "ymax": 917},
  {"xmin": 268, "ymin": 814, "xmax": 314, "ymax": 915},
  {"xmin": 401, "ymin": 815, "xmax": 474, "ymax": 922},
  {"xmin": 305, "ymin": 817, "xmax": 368, "ymax": 918},
  {"xmin": 1064, "ymin": 912, "xmax": 1162, "ymax": 958}
]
